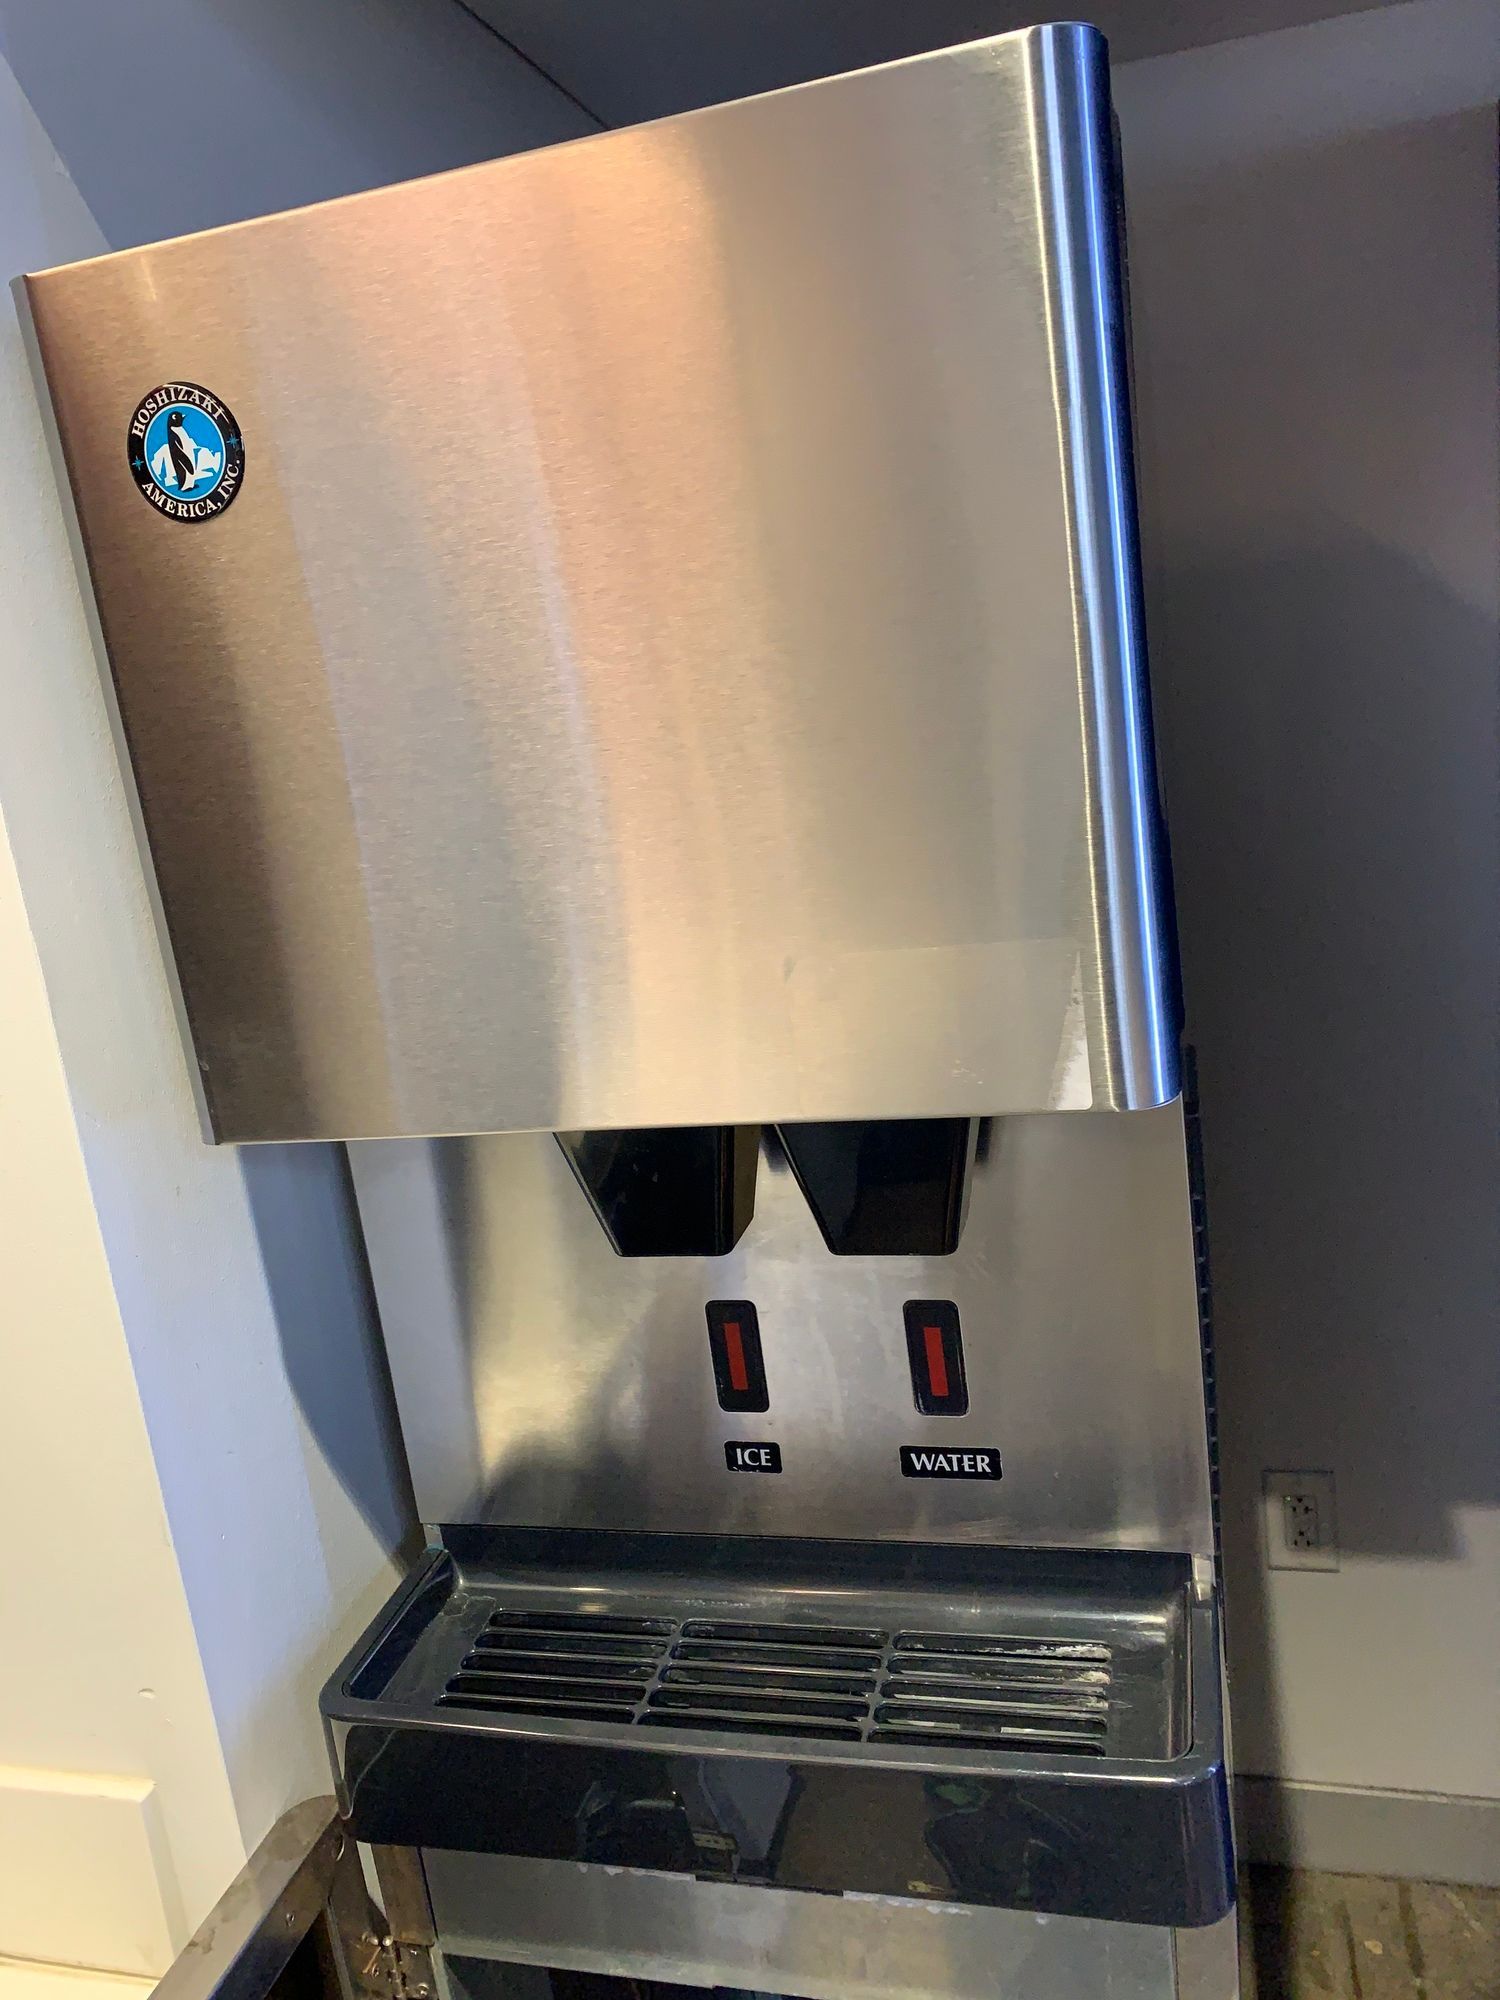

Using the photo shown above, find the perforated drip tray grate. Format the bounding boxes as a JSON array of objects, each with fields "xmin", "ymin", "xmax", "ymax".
[
  {"xmin": 441, "ymin": 1609, "xmax": 1113, "ymax": 1755},
  {"xmin": 322, "ymin": 1527, "xmax": 1234, "ymax": 1928}
]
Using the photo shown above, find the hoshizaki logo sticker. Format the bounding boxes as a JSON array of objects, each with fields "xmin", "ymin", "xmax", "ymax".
[{"xmin": 127, "ymin": 383, "xmax": 244, "ymax": 521}]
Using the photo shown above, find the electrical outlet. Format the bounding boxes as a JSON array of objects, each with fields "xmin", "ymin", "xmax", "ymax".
[{"xmin": 1263, "ymin": 1470, "xmax": 1339, "ymax": 1571}]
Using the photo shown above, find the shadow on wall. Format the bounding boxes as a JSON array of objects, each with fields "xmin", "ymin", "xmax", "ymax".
[
  {"xmin": 240, "ymin": 1141, "xmax": 417, "ymax": 1548},
  {"xmin": 1127, "ymin": 96, "xmax": 1500, "ymax": 1571},
  {"xmin": 1159, "ymin": 530, "xmax": 1500, "ymax": 1857},
  {"xmin": 1157, "ymin": 532, "xmax": 1499, "ymax": 1562},
  {"xmin": 0, "ymin": 0, "xmax": 591, "ymax": 250}
]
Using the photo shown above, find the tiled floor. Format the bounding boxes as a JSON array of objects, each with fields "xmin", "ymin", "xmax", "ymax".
[{"xmin": 1244, "ymin": 1867, "xmax": 1500, "ymax": 1997}]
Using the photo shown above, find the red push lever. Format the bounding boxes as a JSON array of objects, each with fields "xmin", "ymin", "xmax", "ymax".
[
  {"xmin": 723, "ymin": 1319, "xmax": 750, "ymax": 1395},
  {"xmin": 923, "ymin": 1322, "xmax": 950, "ymax": 1401}
]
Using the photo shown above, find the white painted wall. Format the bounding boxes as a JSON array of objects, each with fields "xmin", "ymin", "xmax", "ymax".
[
  {"xmin": 1117, "ymin": 0, "xmax": 1500, "ymax": 1806},
  {"xmin": 0, "ymin": 2, "xmax": 589, "ymax": 1972},
  {"xmin": 0, "ymin": 60, "xmax": 249, "ymax": 1973}
]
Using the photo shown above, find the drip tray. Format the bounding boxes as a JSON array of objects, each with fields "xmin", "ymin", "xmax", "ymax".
[
  {"xmin": 322, "ymin": 1528, "xmax": 1232, "ymax": 1929},
  {"xmin": 444, "ymin": 1609, "xmax": 1114, "ymax": 1754}
]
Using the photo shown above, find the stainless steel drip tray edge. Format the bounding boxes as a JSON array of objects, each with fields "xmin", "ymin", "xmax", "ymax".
[
  {"xmin": 320, "ymin": 1528, "xmax": 1233, "ymax": 1928},
  {"xmin": 437, "ymin": 1525, "xmax": 1195, "ymax": 1597}
]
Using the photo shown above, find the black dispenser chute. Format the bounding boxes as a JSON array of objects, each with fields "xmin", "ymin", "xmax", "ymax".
[
  {"xmin": 557, "ymin": 1126, "xmax": 759, "ymax": 1258},
  {"xmin": 776, "ymin": 1119, "xmax": 977, "ymax": 1256}
]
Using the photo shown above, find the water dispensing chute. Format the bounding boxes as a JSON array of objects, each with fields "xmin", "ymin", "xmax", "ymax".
[{"xmin": 774, "ymin": 1119, "xmax": 977, "ymax": 1256}]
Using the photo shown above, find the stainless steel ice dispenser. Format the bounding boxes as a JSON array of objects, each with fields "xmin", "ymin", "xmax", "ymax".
[{"xmin": 20, "ymin": 20, "xmax": 1236, "ymax": 2000}]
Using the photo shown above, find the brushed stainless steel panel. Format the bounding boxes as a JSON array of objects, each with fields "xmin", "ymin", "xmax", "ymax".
[
  {"xmin": 19, "ymin": 24, "xmax": 1173, "ymax": 1141},
  {"xmin": 1174, "ymin": 1910, "xmax": 1246, "ymax": 2000},
  {"xmin": 428, "ymin": 1853, "xmax": 1178, "ymax": 1999},
  {"xmin": 349, "ymin": 1102, "xmax": 1215, "ymax": 1555}
]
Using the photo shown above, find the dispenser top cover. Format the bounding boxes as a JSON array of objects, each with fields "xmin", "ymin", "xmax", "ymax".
[{"xmin": 21, "ymin": 24, "xmax": 1176, "ymax": 1142}]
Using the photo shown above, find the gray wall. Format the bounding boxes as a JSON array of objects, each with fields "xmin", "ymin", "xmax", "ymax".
[
  {"xmin": 1117, "ymin": 0, "xmax": 1500, "ymax": 1829},
  {"xmin": 461, "ymin": 0, "xmax": 1398, "ymax": 124},
  {"xmin": 0, "ymin": 0, "xmax": 591, "ymax": 249}
]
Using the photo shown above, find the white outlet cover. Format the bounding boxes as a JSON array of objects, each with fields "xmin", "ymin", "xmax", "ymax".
[{"xmin": 1263, "ymin": 1469, "xmax": 1340, "ymax": 1572}]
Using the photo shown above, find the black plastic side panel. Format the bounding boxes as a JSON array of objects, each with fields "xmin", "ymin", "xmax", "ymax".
[
  {"xmin": 335, "ymin": 1723, "xmax": 1231, "ymax": 1927},
  {"xmin": 346, "ymin": 1553, "xmax": 457, "ymax": 1699}
]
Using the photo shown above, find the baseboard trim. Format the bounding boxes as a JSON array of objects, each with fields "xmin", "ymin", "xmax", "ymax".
[{"xmin": 1237, "ymin": 1776, "xmax": 1500, "ymax": 1886}]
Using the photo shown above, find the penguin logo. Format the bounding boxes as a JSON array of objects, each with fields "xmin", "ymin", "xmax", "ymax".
[{"xmin": 127, "ymin": 383, "xmax": 245, "ymax": 521}]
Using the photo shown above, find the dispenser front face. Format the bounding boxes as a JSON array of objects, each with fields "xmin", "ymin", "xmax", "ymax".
[
  {"xmin": 334, "ymin": 1103, "xmax": 1230, "ymax": 1954},
  {"xmin": 21, "ymin": 24, "xmax": 1174, "ymax": 1142},
  {"xmin": 350, "ymin": 1105, "xmax": 1214, "ymax": 1555}
]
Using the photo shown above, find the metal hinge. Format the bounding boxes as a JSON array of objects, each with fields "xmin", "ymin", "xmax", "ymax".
[
  {"xmin": 347, "ymin": 1930, "xmax": 435, "ymax": 2000},
  {"xmin": 328, "ymin": 1841, "xmax": 437, "ymax": 2000}
]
